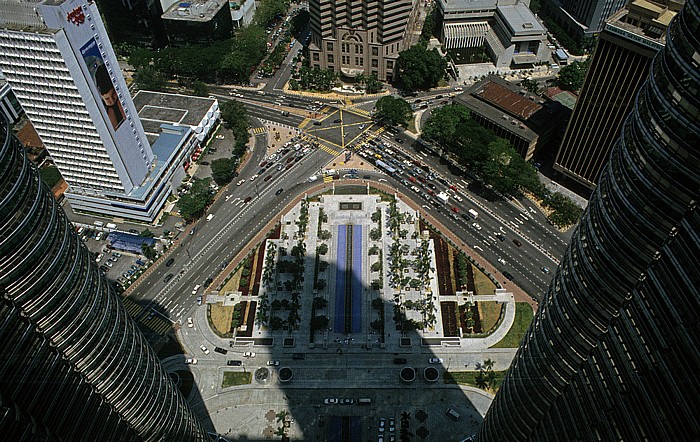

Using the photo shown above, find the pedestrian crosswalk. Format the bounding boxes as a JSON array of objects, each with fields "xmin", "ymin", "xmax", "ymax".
[
  {"xmin": 319, "ymin": 144, "xmax": 341, "ymax": 156},
  {"xmin": 252, "ymin": 127, "xmax": 266, "ymax": 135},
  {"xmin": 323, "ymin": 175, "xmax": 333, "ymax": 183},
  {"xmin": 121, "ymin": 296, "xmax": 143, "ymax": 318},
  {"xmin": 140, "ymin": 315, "xmax": 173, "ymax": 335}
]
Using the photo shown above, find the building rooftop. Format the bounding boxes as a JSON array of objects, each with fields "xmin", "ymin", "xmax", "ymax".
[
  {"xmin": 438, "ymin": 0, "xmax": 499, "ymax": 13},
  {"xmin": 497, "ymin": 3, "xmax": 545, "ymax": 35},
  {"xmin": 162, "ymin": 0, "xmax": 228, "ymax": 22},
  {"xmin": 471, "ymin": 76, "xmax": 543, "ymax": 120},
  {"xmin": 0, "ymin": 0, "xmax": 49, "ymax": 29},
  {"xmin": 133, "ymin": 90, "xmax": 216, "ymax": 143},
  {"xmin": 604, "ymin": 0, "xmax": 677, "ymax": 48}
]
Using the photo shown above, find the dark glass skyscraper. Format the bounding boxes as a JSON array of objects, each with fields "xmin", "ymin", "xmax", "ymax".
[
  {"xmin": 0, "ymin": 117, "xmax": 206, "ymax": 440},
  {"xmin": 478, "ymin": 0, "xmax": 699, "ymax": 440}
]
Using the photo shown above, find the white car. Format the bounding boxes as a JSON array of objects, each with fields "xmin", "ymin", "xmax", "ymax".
[
  {"xmin": 237, "ymin": 179, "xmax": 245, "ymax": 186},
  {"xmin": 187, "ymin": 317, "xmax": 194, "ymax": 328},
  {"xmin": 185, "ymin": 358, "xmax": 198, "ymax": 365},
  {"xmin": 243, "ymin": 351, "xmax": 256, "ymax": 358},
  {"xmin": 472, "ymin": 223, "xmax": 482, "ymax": 231},
  {"xmin": 200, "ymin": 345, "xmax": 210, "ymax": 355},
  {"xmin": 454, "ymin": 195, "xmax": 463, "ymax": 202},
  {"xmin": 324, "ymin": 398, "xmax": 339, "ymax": 405},
  {"xmin": 267, "ymin": 360, "xmax": 280, "ymax": 366},
  {"xmin": 428, "ymin": 357, "xmax": 444, "ymax": 364},
  {"xmin": 379, "ymin": 418, "xmax": 386, "ymax": 432}
]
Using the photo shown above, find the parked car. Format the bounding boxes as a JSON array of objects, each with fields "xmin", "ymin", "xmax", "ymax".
[
  {"xmin": 243, "ymin": 351, "xmax": 256, "ymax": 358},
  {"xmin": 165, "ymin": 258, "xmax": 175, "ymax": 267},
  {"xmin": 428, "ymin": 357, "xmax": 444, "ymax": 364},
  {"xmin": 187, "ymin": 317, "xmax": 194, "ymax": 328},
  {"xmin": 214, "ymin": 347, "xmax": 228, "ymax": 355},
  {"xmin": 324, "ymin": 398, "xmax": 339, "ymax": 405},
  {"xmin": 227, "ymin": 360, "xmax": 242, "ymax": 366},
  {"xmin": 200, "ymin": 345, "xmax": 210, "ymax": 355},
  {"xmin": 275, "ymin": 188, "xmax": 284, "ymax": 196},
  {"xmin": 341, "ymin": 398, "xmax": 354, "ymax": 405},
  {"xmin": 196, "ymin": 296, "xmax": 203, "ymax": 305},
  {"xmin": 163, "ymin": 273, "xmax": 174, "ymax": 283},
  {"xmin": 267, "ymin": 360, "xmax": 280, "ymax": 366},
  {"xmin": 185, "ymin": 358, "xmax": 198, "ymax": 365}
]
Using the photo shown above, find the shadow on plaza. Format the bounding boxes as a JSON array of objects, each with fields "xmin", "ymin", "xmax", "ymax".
[
  {"xmin": 118, "ymin": 293, "xmax": 217, "ymax": 432},
  {"xmin": 179, "ymin": 198, "xmax": 489, "ymax": 441}
]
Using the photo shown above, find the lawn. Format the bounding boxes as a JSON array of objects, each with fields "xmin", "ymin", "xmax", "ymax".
[
  {"xmin": 472, "ymin": 263, "xmax": 496, "ymax": 295},
  {"xmin": 477, "ymin": 301, "xmax": 503, "ymax": 334},
  {"xmin": 443, "ymin": 370, "xmax": 505, "ymax": 391},
  {"xmin": 209, "ymin": 303, "xmax": 236, "ymax": 337},
  {"xmin": 222, "ymin": 371, "xmax": 252, "ymax": 388},
  {"xmin": 490, "ymin": 302, "xmax": 534, "ymax": 348}
]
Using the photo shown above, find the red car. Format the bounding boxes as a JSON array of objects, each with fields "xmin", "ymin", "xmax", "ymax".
[
  {"xmin": 264, "ymin": 175, "xmax": 272, "ymax": 182},
  {"xmin": 244, "ymin": 196, "xmax": 252, "ymax": 203},
  {"xmin": 451, "ymin": 206, "xmax": 459, "ymax": 213},
  {"xmin": 259, "ymin": 161, "xmax": 267, "ymax": 168},
  {"xmin": 449, "ymin": 185, "xmax": 457, "ymax": 191},
  {"xmin": 409, "ymin": 176, "xmax": 417, "ymax": 183}
]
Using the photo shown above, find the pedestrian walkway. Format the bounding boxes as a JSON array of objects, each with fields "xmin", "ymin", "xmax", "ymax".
[{"xmin": 252, "ymin": 127, "xmax": 267, "ymax": 135}]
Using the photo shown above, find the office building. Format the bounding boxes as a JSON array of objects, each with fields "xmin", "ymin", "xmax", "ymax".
[
  {"xmin": 547, "ymin": 0, "xmax": 630, "ymax": 36},
  {"xmin": 436, "ymin": 0, "xmax": 551, "ymax": 68},
  {"xmin": 0, "ymin": 116, "xmax": 207, "ymax": 440},
  {"xmin": 477, "ymin": 0, "xmax": 699, "ymax": 440},
  {"xmin": 161, "ymin": 0, "xmax": 234, "ymax": 45},
  {"xmin": 307, "ymin": 0, "xmax": 420, "ymax": 82},
  {"xmin": 0, "ymin": 0, "xmax": 214, "ymax": 222},
  {"xmin": 454, "ymin": 75, "xmax": 566, "ymax": 160},
  {"xmin": 554, "ymin": 0, "xmax": 680, "ymax": 189}
]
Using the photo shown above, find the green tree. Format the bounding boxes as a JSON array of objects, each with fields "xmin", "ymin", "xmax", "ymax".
[
  {"xmin": 141, "ymin": 243, "xmax": 157, "ymax": 261},
  {"xmin": 134, "ymin": 66, "xmax": 166, "ymax": 91},
  {"xmin": 312, "ymin": 297, "xmax": 328, "ymax": 309},
  {"xmin": 310, "ymin": 315, "xmax": 329, "ymax": 331},
  {"xmin": 210, "ymin": 158, "xmax": 237, "ymax": 185},
  {"xmin": 557, "ymin": 58, "xmax": 590, "ymax": 91},
  {"xmin": 420, "ymin": 7, "xmax": 437, "ymax": 43},
  {"xmin": 361, "ymin": 73, "xmax": 383, "ymax": 94},
  {"xmin": 176, "ymin": 178, "xmax": 214, "ymax": 222},
  {"xmin": 139, "ymin": 228, "xmax": 155, "ymax": 238},
  {"xmin": 254, "ymin": 0, "xmax": 289, "ymax": 28},
  {"xmin": 520, "ymin": 78, "xmax": 539, "ymax": 94},
  {"xmin": 192, "ymin": 80, "xmax": 209, "ymax": 97},
  {"xmin": 394, "ymin": 45, "xmax": 447, "ymax": 92},
  {"xmin": 421, "ymin": 104, "xmax": 472, "ymax": 145},
  {"xmin": 316, "ymin": 279, "xmax": 327, "ymax": 290},
  {"xmin": 374, "ymin": 96, "xmax": 413, "ymax": 127},
  {"xmin": 316, "ymin": 243, "xmax": 328, "ymax": 255},
  {"xmin": 270, "ymin": 316, "xmax": 285, "ymax": 330}
]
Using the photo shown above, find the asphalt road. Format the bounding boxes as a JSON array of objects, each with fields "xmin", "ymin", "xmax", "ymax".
[{"xmin": 131, "ymin": 92, "xmax": 570, "ymax": 327}]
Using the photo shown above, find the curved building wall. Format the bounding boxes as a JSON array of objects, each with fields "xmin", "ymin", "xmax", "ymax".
[
  {"xmin": 0, "ymin": 117, "xmax": 207, "ymax": 441},
  {"xmin": 478, "ymin": 0, "xmax": 700, "ymax": 440}
]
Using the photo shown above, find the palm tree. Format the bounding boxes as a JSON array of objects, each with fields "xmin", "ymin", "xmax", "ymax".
[{"xmin": 483, "ymin": 358, "xmax": 494, "ymax": 371}]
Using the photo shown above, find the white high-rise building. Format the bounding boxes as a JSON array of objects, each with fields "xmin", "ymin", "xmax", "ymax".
[
  {"xmin": 0, "ymin": 0, "xmax": 204, "ymax": 223},
  {"xmin": 0, "ymin": 0, "xmax": 153, "ymax": 194}
]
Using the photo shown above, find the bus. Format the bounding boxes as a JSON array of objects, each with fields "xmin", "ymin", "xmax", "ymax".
[{"xmin": 375, "ymin": 159, "xmax": 396, "ymax": 175}]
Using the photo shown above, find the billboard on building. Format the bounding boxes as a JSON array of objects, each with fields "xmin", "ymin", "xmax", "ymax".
[{"xmin": 80, "ymin": 38, "xmax": 126, "ymax": 131}]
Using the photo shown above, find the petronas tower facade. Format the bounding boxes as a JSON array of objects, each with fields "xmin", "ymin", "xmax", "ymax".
[
  {"xmin": 0, "ymin": 117, "xmax": 207, "ymax": 440},
  {"xmin": 478, "ymin": 0, "xmax": 700, "ymax": 440}
]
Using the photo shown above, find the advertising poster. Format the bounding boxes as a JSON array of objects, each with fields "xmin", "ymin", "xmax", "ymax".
[{"xmin": 80, "ymin": 37, "xmax": 126, "ymax": 131}]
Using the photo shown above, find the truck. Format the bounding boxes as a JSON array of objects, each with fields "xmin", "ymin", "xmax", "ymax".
[
  {"xmin": 468, "ymin": 209, "xmax": 479, "ymax": 219},
  {"xmin": 436, "ymin": 192, "xmax": 449, "ymax": 204},
  {"xmin": 106, "ymin": 223, "xmax": 117, "ymax": 230}
]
